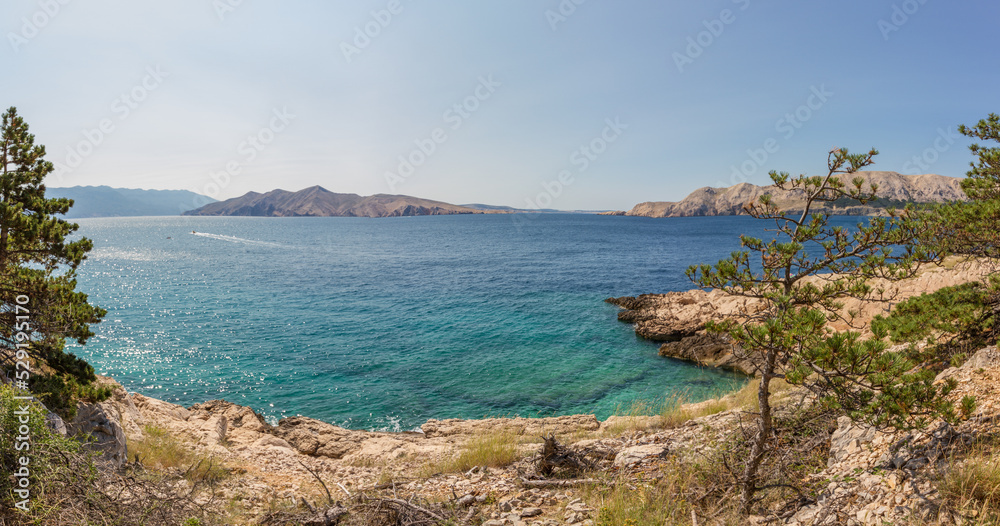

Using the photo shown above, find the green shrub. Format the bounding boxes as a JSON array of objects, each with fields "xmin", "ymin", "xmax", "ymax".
[
  {"xmin": 27, "ymin": 372, "xmax": 112, "ymax": 420},
  {"xmin": 872, "ymin": 279, "xmax": 998, "ymax": 367},
  {"xmin": 0, "ymin": 382, "xmax": 81, "ymax": 514}
]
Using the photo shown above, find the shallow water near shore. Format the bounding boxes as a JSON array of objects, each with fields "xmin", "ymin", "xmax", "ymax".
[{"xmin": 67, "ymin": 214, "xmax": 863, "ymax": 430}]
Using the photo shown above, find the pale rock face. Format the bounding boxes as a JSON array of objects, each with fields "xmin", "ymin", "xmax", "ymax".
[
  {"xmin": 68, "ymin": 401, "xmax": 128, "ymax": 468},
  {"xmin": 827, "ymin": 416, "xmax": 877, "ymax": 467},
  {"xmin": 420, "ymin": 415, "xmax": 600, "ymax": 438},
  {"xmin": 272, "ymin": 416, "xmax": 369, "ymax": 459},
  {"xmin": 613, "ymin": 444, "xmax": 669, "ymax": 467},
  {"xmin": 45, "ymin": 412, "xmax": 67, "ymax": 436},
  {"xmin": 624, "ymin": 172, "xmax": 966, "ymax": 217}
]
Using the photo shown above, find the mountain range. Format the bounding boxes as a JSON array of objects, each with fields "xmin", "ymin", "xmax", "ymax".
[
  {"xmin": 48, "ymin": 186, "xmax": 215, "ymax": 218},
  {"xmin": 609, "ymin": 172, "xmax": 966, "ymax": 218},
  {"xmin": 182, "ymin": 186, "xmax": 491, "ymax": 217}
]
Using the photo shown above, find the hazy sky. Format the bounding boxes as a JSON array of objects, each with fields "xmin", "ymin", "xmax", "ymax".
[{"xmin": 3, "ymin": 1, "xmax": 998, "ymax": 210}]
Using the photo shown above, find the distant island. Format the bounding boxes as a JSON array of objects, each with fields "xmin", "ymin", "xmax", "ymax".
[
  {"xmin": 46, "ymin": 185, "xmax": 596, "ymax": 219},
  {"xmin": 604, "ymin": 172, "xmax": 967, "ymax": 217},
  {"xmin": 182, "ymin": 186, "xmax": 497, "ymax": 218},
  {"xmin": 48, "ymin": 186, "xmax": 216, "ymax": 218}
]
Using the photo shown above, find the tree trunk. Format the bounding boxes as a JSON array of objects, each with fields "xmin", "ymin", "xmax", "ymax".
[{"xmin": 738, "ymin": 347, "xmax": 776, "ymax": 516}]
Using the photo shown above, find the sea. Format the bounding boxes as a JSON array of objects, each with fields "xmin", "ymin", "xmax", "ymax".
[{"xmin": 65, "ymin": 213, "xmax": 861, "ymax": 431}]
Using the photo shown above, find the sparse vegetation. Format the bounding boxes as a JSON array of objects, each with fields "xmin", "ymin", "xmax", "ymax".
[
  {"xmin": 939, "ymin": 449, "xmax": 1000, "ymax": 524},
  {"xmin": 689, "ymin": 147, "xmax": 956, "ymax": 514},
  {"xmin": 584, "ymin": 457, "xmax": 740, "ymax": 526},
  {"xmin": 1, "ymin": 385, "xmax": 213, "ymax": 525},
  {"xmin": 427, "ymin": 431, "xmax": 522, "ymax": 475},
  {"xmin": 128, "ymin": 425, "xmax": 231, "ymax": 484}
]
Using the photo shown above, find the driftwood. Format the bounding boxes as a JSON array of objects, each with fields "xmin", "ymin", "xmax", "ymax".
[
  {"xmin": 360, "ymin": 497, "xmax": 446, "ymax": 525},
  {"xmin": 258, "ymin": 506, "xmax": 348, "ymax": 526},
  {"xmin": 537, "ymin": 434, "xmax": 596, "ymax": 477},
  {"xmin": 520, "ymin": 477, "xmax": 598, "ymax": 488}
]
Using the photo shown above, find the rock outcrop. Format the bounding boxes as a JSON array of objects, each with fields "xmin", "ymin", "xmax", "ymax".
[
  {"xmin": 421, "ymin": 415, "xmax": 601, "ymax": 438},
  {"xmin": 782, "ymin": 346, "xmax": 1000, "ymax": 525},
  {"xmin": 67, "ymin": 401, "xmax": 128, "ymax": 467},
  {"xmin": 608, "ymin": 260, "xmax": 992, "ymax": 376},
  {"xmin": 657, "ymin": 332, "xmax": 757, "ymax": 375},
  {"xmin": 272, "ymin": 416, "xmax": 371, "ymax": 459},
  {"xmin": 618, "ymin": 172, "xmax": 966, "ymax": 218},
  {"xmin": 606, "ymin": 289, "xmax": 762, "ymax": 375}
]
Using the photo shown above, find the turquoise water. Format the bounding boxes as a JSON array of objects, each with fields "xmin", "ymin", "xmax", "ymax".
[{"xmin": 68, "ymin": 214, "xmax": 790, "ymax": 430}]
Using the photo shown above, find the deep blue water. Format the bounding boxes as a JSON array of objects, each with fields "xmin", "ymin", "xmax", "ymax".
[{"xmin": 65, "ymin": 214, "xmax": 856, "ymax": 430}]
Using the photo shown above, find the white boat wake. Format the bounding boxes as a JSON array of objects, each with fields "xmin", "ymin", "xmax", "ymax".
[{"xmin": 191, "ymin": 232, "xmax": 282, "ymax": 247}]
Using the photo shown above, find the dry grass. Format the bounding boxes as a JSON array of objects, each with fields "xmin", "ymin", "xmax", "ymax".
[
  {"xmin": 419, "ymin": 431, "xmax": 523, "ymax": 476},
  {"xmin": 939, "ymin": 452, "xmax": 1000, "ymax": 524},
  {"xmin": 582, "ymin": 457, "xmax": 741, "ymax": 526},
  {"xmin": 601, "ymin": 378, "xmax": 795, "ymax": 437},
  {"xmin": 129, "ymin": 425, "xmax": 230, "ymax": 484},
  {"xmin": 659, "ymin": 394, "xmax": 730, "ymax": 429}
]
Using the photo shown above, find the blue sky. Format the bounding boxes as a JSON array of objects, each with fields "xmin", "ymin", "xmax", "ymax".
[{"xmin": 3, "ymin": 0, "xmax": 998, "ymax": 210}]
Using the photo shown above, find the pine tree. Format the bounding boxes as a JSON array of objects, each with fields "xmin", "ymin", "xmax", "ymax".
[
  {"xmin": 687, "ymin": 148, "xmax": 957, "ymax": 515},
  {"xmin": 927, "ymin": 114, "xmax": 1000, "ymax": 338},
  {"xmin": 0, "ymin": 107, "xmax": 105, "ymax": 397}
]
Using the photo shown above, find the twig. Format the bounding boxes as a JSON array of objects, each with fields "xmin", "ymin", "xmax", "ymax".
[
  {"xmin": 296, "ymin": 459, "xmax": 334, "ymax": 505},
  {"xmin": 385, "ymin": 498, "xmax": 446, "ymax": 522},
  {"xmin": 336, "ymin": 482, "xmax": 352, "ymax": 499}
]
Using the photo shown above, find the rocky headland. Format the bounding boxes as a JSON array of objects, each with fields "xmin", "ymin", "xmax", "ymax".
[
  {"xmin": 607, "ymin": 259, "xmax": 991, "ymax": 376},
  {"xmin": 607, "ymin": 172, "xmax": 966, "ymax": 218}
]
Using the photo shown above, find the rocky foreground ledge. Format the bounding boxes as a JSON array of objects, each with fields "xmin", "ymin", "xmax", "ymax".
[
  {"xmin": 607, "ymin": 260, "xmax": 992, "ymax": 376},
  {"xmin": 54, "ymin": 342, "xmax": 1000, "ymax": 525}
]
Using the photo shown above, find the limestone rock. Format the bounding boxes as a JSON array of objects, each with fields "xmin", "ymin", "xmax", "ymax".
[
  {"xmin": 658, "ymin": 332, "xmax": 756, "ymax": 375},
  {"xmin": 68, "ymin": 401, "xmax": 128, "ymax": 468},
  {"xmin": 828, "ymin": 416, "xmax": 877, "ymax": 467},
  {"xmin": 188, "ymin": 399, "xmax": 270, "ymax": 446},
  {"xmin": 45, "ymin": 412, "xmax": 67, "ymax": 436},
  {"xmin": 613, "ymin": 444, "xmax": 669, "ymax": 467},
  {"xmin": 131, "ymin": 393, "xmax": 192, "ymax": 421},
  {"xmin": 420, "ymin": 415, "xmax": 600, "ymax": 438},
  {"xmin": 250, "ymin": 434, "xmax": 295, "ymax": 452},
  {"xmin": 189, "ymin": 399, "xmax": 270, "ymax": 433},
  {"xmin": 273, "ymin": 416, "xmax": 367, "ymax": 459}
]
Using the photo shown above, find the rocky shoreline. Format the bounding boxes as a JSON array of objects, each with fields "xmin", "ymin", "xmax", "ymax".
[
  {"xmin": 606, "ymin": 260, "xmax": 993, "ymax": 377},
  {"xmin": 49, "ymin": 341, "xmax": 1000, "ymax": 525}
]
